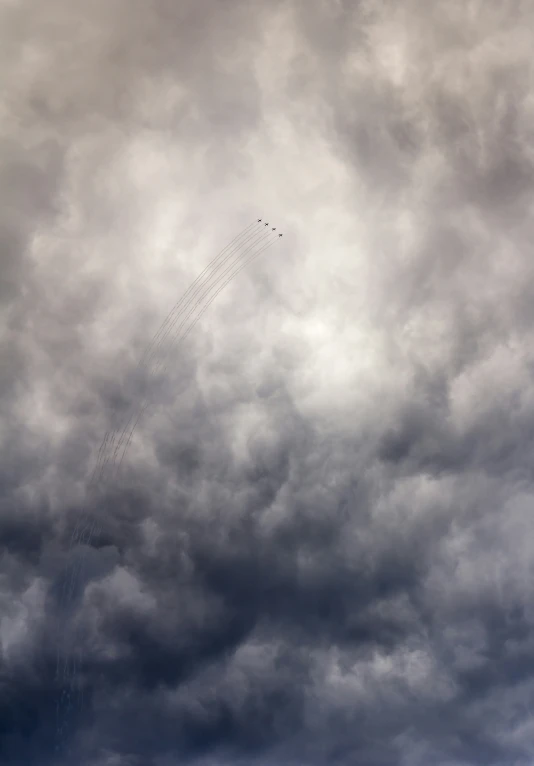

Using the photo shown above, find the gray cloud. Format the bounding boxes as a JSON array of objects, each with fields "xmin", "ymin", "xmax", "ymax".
[{"xmin": 2, "ymin": 0, "xmax": 534, "ymax": 765}]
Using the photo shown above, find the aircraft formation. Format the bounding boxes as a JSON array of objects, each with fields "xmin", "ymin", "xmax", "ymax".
[{"xmin": 258, "ymin": 218, "xmax": 283, "ymax": 236}]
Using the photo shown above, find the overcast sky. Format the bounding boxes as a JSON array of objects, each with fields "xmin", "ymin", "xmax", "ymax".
[{"xmin": 2, "ymin": 1, "xmax": 534, "ymax": 764}]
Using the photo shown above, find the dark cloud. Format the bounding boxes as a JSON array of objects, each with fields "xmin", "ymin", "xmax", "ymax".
[{"xmin": 2, "ymin": 0, "xmax": 534, "ymax": 765}]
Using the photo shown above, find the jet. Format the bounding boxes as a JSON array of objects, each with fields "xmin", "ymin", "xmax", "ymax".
[
  {"xmin": 278, "ymin": 233, "xmax": 283, "ymax": 237},
  {"xmin": 264, "ymin": 222, "xmax": 269, "ymax": 226},
  {"xmin": 272, "ymin": 227, "xmax": 276, "ymax": 231},
  {"xmin": 257, "ymin": 219, "xmax": 261, "ymax": 222}
]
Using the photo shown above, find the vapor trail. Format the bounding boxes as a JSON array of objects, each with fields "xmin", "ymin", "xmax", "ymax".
[
  {"xmin": 54, "ymin": 219, "xmax": 282, "ymax": 757},
  {"xmin": 114, "ymin": 233, "xmax": 278, "ymax": 476},
  {"xmin": 92, "ymin": 222, "xmax": 268, "ymax": 492},
  {"xmin": 135, "ymin": 220, "xmax": 259, "ymax": 372},
  {"xmin": 100, "ymin": 227, "xmax": 271, "ymax": 484},
  {"xmin": 58, "ymin": 223, "xmax": 271, "ymax": 619}
]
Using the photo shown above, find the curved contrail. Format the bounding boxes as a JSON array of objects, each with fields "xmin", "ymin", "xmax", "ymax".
[
  {"xmin": 95, "ymin": 227, "xmax": 272, "ymax": 488},
  {"xmin": 105, "ymin": 228, "xmax": 274, "ymax": 477},
  {"xmin": 56, "ymin": 222, "xmax": 269, "ymax": 621},
  {"xmin": 54, "ymin": 218, "xmax": 282, "ymax": 756},
  {"xmin": 136, "ymin": 220, "xmax": 260, "ymax": 372},
  {"xmin": 57, "ymin": 222, "xmax": 265, "ymax": 561},
  {"xmin": 91, "ymin": 224, "xmax": 270, "ymax": 489},
  {"xmin": 57, "ymin": 223, "xmax": 273, "ymax": 640},
  {"xmin": 114, "ymin": 233, "xmax": 278, "ymax": 477}
]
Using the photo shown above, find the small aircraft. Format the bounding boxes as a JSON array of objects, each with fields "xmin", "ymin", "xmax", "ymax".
[
  {"xmin": 264, "ymin": 222, "xmax": 269, "ymax": 226},
  {"xmin": 272, "ymin": 227, "xmax": 276, "ymax": 231},
  {"xmin": 278, "ymin": 233, "xmax": 283, "ymax": 237},
  {"xmin": 257, "ymin": 219, "xmax": 262, "ymax": 222}
]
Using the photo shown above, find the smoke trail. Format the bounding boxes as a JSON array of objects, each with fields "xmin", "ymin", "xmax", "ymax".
[
  {"xmin": 53, "ymin": 219, "xmax": 282, "ymax": 758},
  {"xmin": 114, "ymin": 233, "xmax": 278, "ymax": 476},
  {"xmin": 105, "ymin": 227, "xmax": 273, "ymax": 477},
  {"xmin": 94, "ymin": 223, "xmax": 269, "ymax": 490},
  {"xmin": 136, "ymin": 220, "xmax": 260, "ymax": 371}
]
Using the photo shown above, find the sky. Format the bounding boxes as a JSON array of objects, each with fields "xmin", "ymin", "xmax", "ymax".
[{"xmin": 2, "ymin": 0, "xmax": 534, "ymax": 764}]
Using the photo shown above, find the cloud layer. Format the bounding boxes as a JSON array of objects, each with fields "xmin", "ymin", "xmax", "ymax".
[{"xmin": 2, "ymin": 1, "xmax": 534, "ymax": 764}]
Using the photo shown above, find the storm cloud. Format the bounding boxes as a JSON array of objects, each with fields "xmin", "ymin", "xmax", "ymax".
[{"xmin": 2, "ymin": 1, "xmax": 534, "ymax": 764}]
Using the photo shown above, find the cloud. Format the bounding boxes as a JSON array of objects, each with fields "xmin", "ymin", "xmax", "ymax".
[{"xmin": 2, "ymin": 0, "xmax": 534, "ymax": 765}]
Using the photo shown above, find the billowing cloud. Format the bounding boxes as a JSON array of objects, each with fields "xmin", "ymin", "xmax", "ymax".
[{"xmin": 2, "ymin": 1, "xmax": 534, "ymax": 764}]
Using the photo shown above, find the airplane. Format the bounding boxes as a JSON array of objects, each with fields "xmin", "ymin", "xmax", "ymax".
[
  {"xmin": 272, "ymin": 227, "xmax": 276, "ymax": 231},
  {"xmin": 278, "ymin": 233, "xmax": 283, "ymax": 237},
  {"xmin": 257, "ymin": 219, "xmax": 261, "ymax": 222},
  {"xmin": 264, "ymin": 222, "xmax": 269, "ymax": 226}
]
